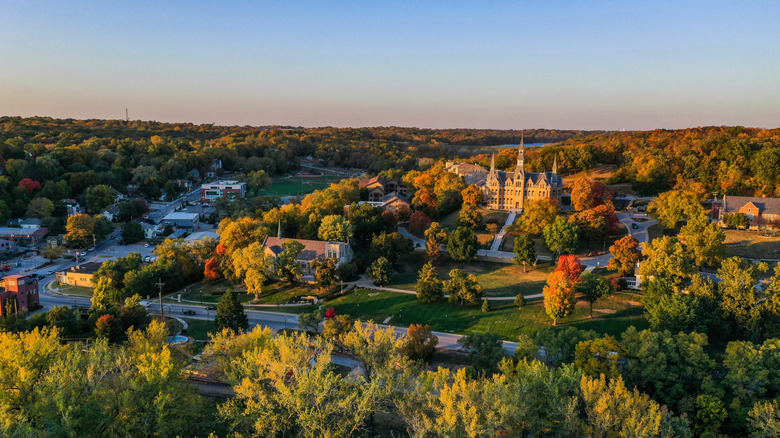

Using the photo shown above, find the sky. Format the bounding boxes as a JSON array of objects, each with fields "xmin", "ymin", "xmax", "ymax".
[{"xmin": 1, "ymin": 0, "xmax": 779, "ymax": 130}]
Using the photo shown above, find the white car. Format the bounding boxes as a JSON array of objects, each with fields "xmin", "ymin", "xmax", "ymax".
[
  {"xmin": 139, "ymin": 301, "xmax": 151, "ymax": 308},
  {"xmin": 144, "ymin": 243, "xmax": 150, "ymax": 248}
]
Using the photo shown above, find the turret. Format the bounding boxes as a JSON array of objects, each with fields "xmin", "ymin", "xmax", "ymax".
[
  {"xmin": 514, "ymin": 136, "xmax": 525, "ymax": 176},
  {"xmin": 552, "ymin": 153, "xmax": 558, "ymax": 175}
]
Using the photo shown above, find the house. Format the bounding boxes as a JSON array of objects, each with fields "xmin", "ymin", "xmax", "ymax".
[
  {"xmin": 56, "ymin": 262, "xmax": 103, "ymax": 288},
  {"xmin": 0, "ymin": 239, "xmax": 18, "ymax": 254},
  {"xmin": 62, "ymin": 199, "xmax": 82, "ymax": 216},
  {"xmin": 207, "ymin": 159, "xmax": 223, "ymax": 178},
  {"xmin": 200, "ymin": 180, "xmax": 246, "ymax": 203},
  {"xmin": 174, "ymin": 179, "xmax": 193, "ymax": 190},
  {"xmin": 445, "ymin": 161, "xmax": 489, "ymax": 185},
  {"xmin": 0, "ymin": 227, "xmax": 48, "ymax": 246},
  {"xmin": 162, "ymin": 212, "xmax": 200, "ymax": 229},
  {"xmin": 140, "ymin": 222, "xmax": 161, "ymax": 239},
  {"xmin": 20, "ymin": 218, "xmax": 42, "ymax": 229},
  {"xmin": 101, "ymin": 205, "xmax": 120, "ymax": 222},
  {"xmin": 0, "ymin": 275, "xmax": 40, "ymax": 316},
  {"xmin": 482, "ymin": 140, "xmax": 562, "ymax": 211},
  {"xmin": 167, "ymin": 229, "xmax": 187, "ymax": 239},
  {"xmin": 261, "ymin": 237, "xmax": 354, "ymax": 278},
  {"xmin": 358, "ymin": 176, "xmax": 408, "ymax": 202},
  {"xmin": 718, "ymin": 195, "xmax": 780, "ymax": 229}
]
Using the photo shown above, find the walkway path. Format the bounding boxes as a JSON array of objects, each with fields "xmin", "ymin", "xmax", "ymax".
[{"xmin": 489, "ymin": 211, "xmax": 517, "ymax": 252}]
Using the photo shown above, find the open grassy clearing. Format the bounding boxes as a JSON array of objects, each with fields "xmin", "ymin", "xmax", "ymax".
[
  {"xmin": 55, "ymin": 283, "xmax": 93, "ymax": 297},
  {"xmin": 172, "ymin": 279, "xmax": 320, "ymax": 305},
  {"xmin": 313, "ymin": 289, "xmax": 646, "ymax": 341},
  {"xmin": 723, "ymin": 229, "xmax": 780, "ymax": 260},
  {"xmin": 181, "ymin": 318, "xmax": 219, "ymax": 341},
  {"xmin": 388, "ymin": 253, "xmax": 554, "ymax": 297},
  {"xmin": 439, "ymin": 207, "xmax": 509, "ymax": 230},
  {"xmin": 267, "ymin": 175, "xmax": 344, "ymax": 196}
]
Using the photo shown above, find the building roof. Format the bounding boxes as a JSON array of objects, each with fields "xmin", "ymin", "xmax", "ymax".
[
  {"xmin": 0, "ymin": 227, "xmax": 47, "ymax": 237},
  {"xmin": 103, "ymin": 205, "xmax": 120, "ymax": 214},
  {"xmin": 358, "ymin": 176, "xmax": 386, "ymax": 189},
  {"xmin": 262, "ymin": 237, "xmax": 349, "ymax": 262},
  {"xmin": 724, "ymin": 196, "xmax": 780, "ymax": 216},
  {"xmin": 184, "ymin": 230, "xmax": 219, "ymax": 242},
  {"xmin": 168, "ymin": 229, "xmax": 187, "ymax": 239},
  {"xmin": 381, "ymin": 192, "xmax": 410, "ymax": 205},
  {"xmin": 20, "ymin": 218, "xmax": 42, "ymax": 225},
  {"xmin": 65, "ymin": 262, "xmax": 104, "ymax": 275},
  {"xmin": 163, "ymin": 212, "xmax": 199, "ymax": 221}
]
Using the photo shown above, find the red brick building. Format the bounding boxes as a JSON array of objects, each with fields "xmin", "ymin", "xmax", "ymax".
[{"xmin": 0, "ymin": 274, "xmax": 40, "ymax": 316}]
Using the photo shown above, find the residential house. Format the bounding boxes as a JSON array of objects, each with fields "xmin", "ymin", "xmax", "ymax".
[
  {"xmin": 101, "ymin": 205, "xmax": 120, "ymax": 222},
  {"xmin": 718, "ymin": 195, "xmax": 780, "ymax": 229},
  {"xmin": 20, "ymin": 218, "xmax": 42, "ymax": 229},
  {"xmin": 0, "ymin": 275, "xmax": 40, "ymax": 316},
  {"xmin": 162, "ymin": 212, "xmax": 200, "ymax": 229},
  {"xmin": 207, "ymin": 159, "xmax": 223, "ymax": 178},
  {"xmin": 56, "ymin": 262, "xmax": 103, "ymax": 288},
  {"xmin": 261, "ymin": 237, "xmax": 354, "ymax": 278},
  {"xmin": 62, "ymin": 199, "xmax": 82, "ymax": 216},
  {"xmin": 376, "ymin": 192, "xmax": 411, "ymax": 214},
  {"xmin": 200, "ymin": 180, "xmax": 246, "ymax": 203},
  {"xmin": 140, "ymin": 222, "xmax": 162, "ymax": 239}
]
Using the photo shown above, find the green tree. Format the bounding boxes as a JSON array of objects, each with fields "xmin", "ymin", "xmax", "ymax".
[
  {"xmin": 456, "ymin": 332, "xmax": 505, "ymax": 374},
  {"xmin": 367, "ymin": 256, "xmax": 392, "ymax": 286},
  {"xmin": 639, "ymin": 236, "xmax": 695, "ymax": 291},
  {"xmin": 45, "ymin": 306, "xmax": 79, "ymax": 338},
  {"xmin": 317, "ymin": 214, "xmax": 354, "ymax": 243},
  {"xmin": 513, "ymin": 235, "xmax": 536, "ymax": 272},
  {"xmin": 514, "ymin": 293, "xmax": 525, "ymax": 308},
  {"xmin": 445, "ymin": 268, "xmax": 483, "ymax": 305},
  {"xmin": 369, "ymin": 231, "xmax": 412, "ymax": 266},
  {"xmin": 312, "ymin": 257, "xmax": 338, "ymax": 290},
  {"xmin": 41, "ymin": 244, "xmax": 64, "ymax": 262},
  {"xmin": 648, "ymin": 190, "xmax": 704, "ymax": 229},
  {"xmin": 0, "ymin": 200, "xmax": 10, "ymax": 225},
  {"xmin": 215, "ymin": 290, "xmax": 249, "ymax": 333},
  {"xmin": 322, "ymin": 314, "xmax": 352, "ymax": 342},
  {"xmin": 456, "ymin": 204, "xmax": 483, "ymax": 229},
  {"xmin": 542, "ymin": 216, "xmax": 580, "ymax": 256},
  {"xmin": 276, "ymin": 240, "xmax": 304, "ymax": 283},
  {"xmin": 577, "ymin": 271, "xmax": 612, "ymax": 317},
  {"xmin": 85, "ymin": 184, "xmax": 117, "ymax": 214},
  {"xmin": 25, "ymin": 197, "xmax": 54, "ymax": 218},
  {"xmin": 94, "ymin": 314, "xmax": 123, "ymax": 343},
  {"xmin": 575, "ymin": 335, "xmax": 625, "ymax": 378},
  {"xmin": 694, "ymin": 394, "xmax": 727, "ymax": 435},
  {"xmin": 298, "ymin": 308, "xmax": 325, "ymax": 333},
  {"xmin": 725, "ymin": 212, "xmax": 751, "ymax": 229},
  {"xmin": 481, "ymin": 298, "xmax": 491, "ymax": 312},
  {"xmin": 447, "ymin": 226, "xmax": 479, "ymax": 262},
  {"xmin": 679, "ymin": 213, "xmax": 726, "ymax": 267},
  {"xmin": 122, "ymin": 221, "xmax": 144, "ymax": 244},
  {"xmin": 416, "ymin": 261, "xmax": 443, "ymax": 303}
]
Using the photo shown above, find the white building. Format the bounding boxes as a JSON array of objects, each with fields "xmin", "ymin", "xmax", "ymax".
[{"xmin": 200, "ymin": 180, "xmax": 246, "ymax": 203}]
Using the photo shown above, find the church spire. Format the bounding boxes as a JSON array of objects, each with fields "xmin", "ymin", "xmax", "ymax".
[
  {"xmin": 552, "ymin": 153, "xmax": 558, "ymax": 175},
  {"xmin": 489, "ymin": 153, "xmax": 496, "ymax": 175},
  {"xmin": 515, "ymin": 136, "xmax": 525, "ymax": 175}
]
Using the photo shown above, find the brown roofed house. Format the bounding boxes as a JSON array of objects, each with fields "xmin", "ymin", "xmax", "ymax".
[{"xmin": 261, "ymin": 237, "xmax": 354, "ymax": 280}]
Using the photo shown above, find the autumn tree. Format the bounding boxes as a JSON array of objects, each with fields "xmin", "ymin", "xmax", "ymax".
[
  {"xmin": 424, "ymin": 221, "xmax": 447, "ymax": 262},
  {"xmin": 203, "ymin": 257, "xmax": 222, "ymax": 281},
  {"xmin": 456, "ymin": 204, "xmax": 483, "ymax": 229},
  {"xmin": 400, "ymin": 324, "xmax": 438, "ymax": 362},
  {"xmin": 416, "ymin": 261, "xmax": 443, "ymax": 303},
  {"xmin": 639, "ymin": 236, "xmax": 695, "ymax": 291},
  {"xmin": 217, "ymin": 217, "xmax": 268, "ymax": 255},
  {"xmin": 555, "ymin": 254, "xmax": 583, "ymax": 284},
  {"xmin": 408, "ymin": 210, "xmax": 431, "ymax": 236},
  {"xmin": 41, "ymin": 244, "xmax": 64, "ymax": 262},
  {"xmin": 445, "ymin": 268, "xmax": 483, "ymax": 305},
  {"xmin": 517, "ymin": 198, "xmax": 560, "ymax": 235},
  {"xmin": 447, "ymin": 226, "xmax": 479, "ymax": 262},
  {"xmin": 542, "ymin": 216, "xmax": 580, "ymax": 256},
  {"xmin": 571, "ymin": 177, "xmax": 613, "ymax": 211},
  {"xmin": 724, "ymin": 212, "xmax": 750, "ymax": 229},
  {"xmin": 513, "ymin": 235, "xmax": 536, "ymax": 272},
  {"xmin": 461, "ymin": 184, "xmax": 484, "ymax": 205},
  {"xmin": 608, "ymin": 235, "xmax": 641, "ymax": 276},
  {"xmin": 64, "ymin": 213, "xmax": 112, "ymax": 248},
  {"xmin": 543, "ymin": 270, "xmax": 575, "ymax": 325}
]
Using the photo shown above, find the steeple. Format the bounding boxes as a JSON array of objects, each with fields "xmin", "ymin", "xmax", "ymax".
[
  {"xmin": 515, "ymin": 136, "xmax": 525, "ymax": 176},
  {"xmin": 552, "ymin": 153, "xmax": 558, "ymax": 175}
]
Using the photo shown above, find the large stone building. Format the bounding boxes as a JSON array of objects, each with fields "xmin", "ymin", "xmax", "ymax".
[
  {"xmin": 482, "ymin": 140, "xmax": 562, "ymax": 211},
  {"xmin": 0, "ymin": 274, "xmax": 40, "ymax": 316},
  {"xmin": 261, "ymin": 237, "xmax": 354, "ymax": 278}
]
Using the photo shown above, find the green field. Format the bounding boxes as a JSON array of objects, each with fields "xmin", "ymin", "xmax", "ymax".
[
  {"xmin": 182, "ymin": 318, "xmax": 219, "ymax": 341},
  {"xmin": 313, "ymin": 289, "xmax": 647, "ymax": 341},
  {"xmin": 439, "ymin": 207, "xmax": 509, "ymax": 230},
  {"xmin": 56, "ymin": 283, "xmax": 93, "ymax": 297},
  {"xmin": 172, "ymin": 279, "xmax": 321, "ymax": 306},
  {"xmin": 388, "ymin": 254, "xmax": 553, "ymax": 297},
  {"xmin": 267, "ymin": 175, "xmax": 344, "ymax": 196}
]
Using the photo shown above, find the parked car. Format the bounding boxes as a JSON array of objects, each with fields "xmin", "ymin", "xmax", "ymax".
[
  {"xmin": 206, "ymin": 305, "xmax": 217, "ymax": 311},
  {"xmin": 631, "ymin": 223, "xmax": 639, "ymax": 229},
  {"xmin": 46, "ymin": 270, "xmax": 54, "ymax": 276},
  {"xmin": 87, "ymin": 247, "xmax": 95, "ymax": 252},
  {"xmin": 183, "ymin": 309, "xmax": 196, "ymax": 315},
  {"xmin": 144, "ymin": 243, "xmax": 150, "ymax": 248}
]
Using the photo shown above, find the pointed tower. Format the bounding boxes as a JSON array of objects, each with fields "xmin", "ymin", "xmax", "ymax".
[
  {"xmin": 552, "ymin": 153, "xmax": 558, "ymax": 175},
  {"xmin": 514, "ymin": 136, "xmax": 525, "ymax": 176},
  {"xmin": 489, "ymin": 153, "xmax": 496, "ymax": 177}
]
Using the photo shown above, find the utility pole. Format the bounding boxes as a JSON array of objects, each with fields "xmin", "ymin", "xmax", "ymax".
[
  {"xmin": 92, "ymin": 233, "xmax": 96, "ymax": 249},
  {"xmin": 156, "ymin": 278, "xmax": 165, "ymax": 318}
]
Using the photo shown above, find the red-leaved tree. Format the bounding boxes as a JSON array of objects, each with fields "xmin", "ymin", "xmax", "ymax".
[
  {"xmin": 555, "ymin": 255, "xmax": 583, "ymax": 284},
  {"xmin": 409, "ymin": 211, "xmax": 432, "ymax": 235},
  {"xmin": 18, "ymin": 178, "xmax": 41, "ymax": 195},
  {"xmin": 204, "ymin": 257, "xmax": 222, "ymax": 281}
]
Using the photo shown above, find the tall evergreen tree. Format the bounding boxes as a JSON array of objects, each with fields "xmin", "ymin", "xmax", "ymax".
[{"xmin": 215, "ymin": 290, "xmax": 249, "ymax": 333}]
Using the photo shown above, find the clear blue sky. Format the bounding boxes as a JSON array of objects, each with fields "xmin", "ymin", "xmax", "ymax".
[{"xmin": 2, "ymin": 0, "xmax": 779, "ymax": 129}]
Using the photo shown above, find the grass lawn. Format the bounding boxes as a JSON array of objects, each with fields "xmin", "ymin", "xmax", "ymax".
[
  {"xmin": 723, "ymin": 229, "xmax": 780, "ymax": 259},
  {"xmin": 173, "ymin": 279, "xmax": 321, "ymax": 305},
  {"xmin": 267, "ymin": 175, "xmax": 343, "ymax": 196},
  {"xmin": 439, "ymin": 207, "xmax": 509, "ymax": 230},
  {"xmin": 317, "ymin": 289, "xmax": 646, "ymax": 341},
  {"xmin": 182, "ymin": 318, "xmax": 219, "ymax": 341},
  {"xmin": 388, "ymin": 253, "xmax": 553, "ymax": 297},
  {"xmin": 56, "ymin": 283, "xmax": 93, "ymax": 297}
]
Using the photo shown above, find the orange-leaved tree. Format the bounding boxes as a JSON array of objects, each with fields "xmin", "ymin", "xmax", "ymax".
[
  {"xmin": 608, "ymin": 235, "xmax": 641, "ymax": 276},
  {"xmin": 543, "ymin": 270, "xmax": 576, "ymax": 326},
  {"xmin": 555, "ymin": 254, "xmax": 583, "ymax": 284}
]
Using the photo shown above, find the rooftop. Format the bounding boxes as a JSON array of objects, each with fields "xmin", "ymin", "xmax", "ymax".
[{"xmin": 163, "ymin": 212, "xmax": 199, "ymax": 221}]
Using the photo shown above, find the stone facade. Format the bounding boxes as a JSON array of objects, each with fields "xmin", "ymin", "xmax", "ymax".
[{"xmin": 482, "ymin": 140, "xmax": 562, "ymax": 211}]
